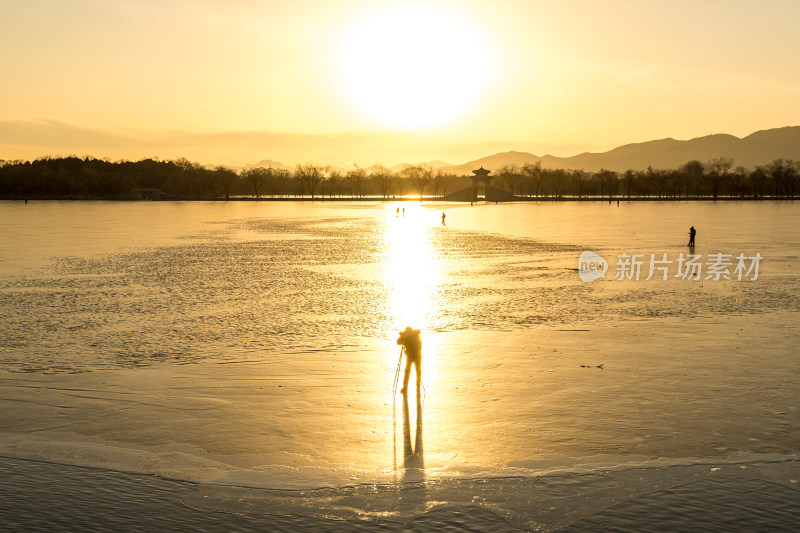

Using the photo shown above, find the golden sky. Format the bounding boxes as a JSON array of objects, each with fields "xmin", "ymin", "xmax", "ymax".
[{"xmin": 1, "ymin": 0, "xmax": 799, "ymax": 167}]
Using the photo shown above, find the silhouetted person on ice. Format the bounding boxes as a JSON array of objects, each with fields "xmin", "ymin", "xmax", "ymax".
[
  {"xmin": 397, "ymin": 327, "xmax": 422, "ymax": 395},
  {"xmin": 441, "ymin": 212, "xmax": 446, "ymax": 224},
  {"xmin": 688, "ymin": 226, "xmax": 696, "ymax": 247}
]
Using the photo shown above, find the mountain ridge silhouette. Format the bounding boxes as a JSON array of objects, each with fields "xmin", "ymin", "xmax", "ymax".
[{"xmin": 437, "ymin": 126, "xmax": 800, "ymax": 174}]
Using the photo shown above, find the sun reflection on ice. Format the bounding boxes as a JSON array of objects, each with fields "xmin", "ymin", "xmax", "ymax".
[
  {"xmin": 383, "ymin": 204, "xmax": 442, "ymax": 332},
  {"xmin": 380, "ymin": 203, "xmax": 448, "ymax": 395}
]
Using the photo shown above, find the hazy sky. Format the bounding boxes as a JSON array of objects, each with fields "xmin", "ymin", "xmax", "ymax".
[{"xmin": 2, "ymin": 0, "xmax": 799, "ymax": 167}]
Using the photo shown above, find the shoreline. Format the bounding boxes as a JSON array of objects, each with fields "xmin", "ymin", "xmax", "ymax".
[{"xmin": 1, "ymin": 196, "xmax": 797, "ymax": 202}]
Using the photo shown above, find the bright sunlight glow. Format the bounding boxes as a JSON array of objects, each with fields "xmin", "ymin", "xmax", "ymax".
[
  {"xmin": 382, "ymin": 204, "xmax": 445, "ymax": 391},
  {"xmin": 339, "ymin": 6, "xmax": 493, "ymax": 129},
  {"xmin": 383, "ymin": 204, "xmax": 441, "ymax": 331}
]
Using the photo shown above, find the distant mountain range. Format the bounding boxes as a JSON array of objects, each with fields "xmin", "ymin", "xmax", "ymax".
[
  {"xmin": 242, "ymin": 159, "xmax": 455, "ymax": 174},
  {"xmin": 247, "ymin": 159, "xmax": 294, "ymax": 172},
  {"xmin": 244, "ymin": 126, "xmax": 800, "ymax": 174},
  {"xmin": 390, "ymin": 160, "xmax": 453, "ymax": 173},
  {"xmin": 438, "ymin": 126, "xmax": 800, "ymax": 174}
]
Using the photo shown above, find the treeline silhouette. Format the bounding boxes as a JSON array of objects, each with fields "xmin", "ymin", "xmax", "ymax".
[
  {"xmin": 0, "ymin": 155, "xmax": 797, "ymax": 200},
  {"xmin": 494, "ymin": 158, "xmax": 797, "ymax": 199}
]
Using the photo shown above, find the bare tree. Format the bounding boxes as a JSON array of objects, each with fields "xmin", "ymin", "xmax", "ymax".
[
  {"xmin": 542, "ymin": 168, "xmax": 567, "ymax": 197},
  {"xmin": 680, "ymin": 160, "xmax": 704, "ymax": 198},
  {"xmin": 241, "ymin": 167, "xmax": 270, "ymax": 198},
  {"xmin": 521, "ymin": 162, "xmax": 543, "ymax": 197},
  {"xmin": 167, "ymin": 157, "xmax": 202, "ymax": 199},
  {"xmin": 214, "ymin": 167, "xmax": 231, "ymax": 200},
  {"xmin": 403, "ymin": 164, "xmax": 434, "ymax": 201},
  {"xmin": 645, "ymin": 166, "xmax": 668, "ymax": 198},
  {"xmin": 369, "ymin": 165, "xmax": 395, "ymax": 198},
  {"xmin": 750, "ymin": 166, "xmax": 768, "ymax": 198},
  {"xmin": 767, "ymin": 159, "xmax": 798, "ymax": 198},
  {"xmin": 595, "ymin": 168, "xmax": 618, "ymax": 199},
  {"xmin": 607, "ymin": 171, "xmax": 620, "ymax": 198},
  {"xmin": 265, "ymin": 168, "xmax": 290, "ymax": 197},
  {"xmin": 325, "ymin": 170, "xmax": 343, "ymax": 198},
  {"xmin": 433, "ymin": 170, "xmax": 457, "ymax": 197},
  {"xmin": 215, "ymin": 167, "xmax": 238, "ymax": 200},
  {"xmin": 622, "ymin": 169, "xmax": 636, "ymax": 199},
  {"xmin": 706, "ymin": 157, "xmax": 733, "ymax": 199},
  {"xmin": 295, "ymin": 163, "xmax": 327, "ymax": 199},
  {"xmin": 666, "ymin": 170, "xmax": 683, "ymax": 198},
  {"xmin": 498, "ymin": 164, "xmax": 523, "ymax": 197},
  {"xmin": 572, "ymin": 170, "xmax": 588, "ymax": 198},
  {"xmin": 731, "ymin": 166, "xmax": 747, "ymax": 198},
  {"xmin": 345, "ymin": 167, "xmax": 367, "ymax": 198},
  {"xmin": 788, "ymin": 160, "xmax": 799, "ymax": 199}
]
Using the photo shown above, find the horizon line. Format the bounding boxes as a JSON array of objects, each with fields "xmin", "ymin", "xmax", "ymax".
[{"xmin": 1, "ymin": 119, "xmax": 797, "ymax": 170}]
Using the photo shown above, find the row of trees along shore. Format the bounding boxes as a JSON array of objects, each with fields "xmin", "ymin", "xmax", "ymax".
[{"xmin": 0, "ymin": 156, "xmax": 798, "ymax": 200}]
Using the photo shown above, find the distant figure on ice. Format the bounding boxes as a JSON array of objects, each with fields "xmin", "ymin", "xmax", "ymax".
[
  {"xmin": 688, "ymin": 226, "xmax": 696, "ymax": 247},
  {"xmin": 396, "ymin": 207, "xmax": 399, "ymax": 216},
  {"xmin": 441, "ymin": 212, "xmax": 446, "ymax": 224},
  {"xmin": 396, "ymin": 327, "xmax": 422, "ymax": 395}
]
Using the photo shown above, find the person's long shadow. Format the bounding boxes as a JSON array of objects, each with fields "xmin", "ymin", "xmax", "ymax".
[
  {"xmin": 402, "ymin": 392, "xmax": 424, "ymax": 475},
  {"xmin": 393, "ymin": 391, "xmax": 425, "ymax": 516}
]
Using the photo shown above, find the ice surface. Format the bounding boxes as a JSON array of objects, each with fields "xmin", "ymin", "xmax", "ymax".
[{"xmin": 1, "ymin": 200, "xmax": 798, "ymax": 525}]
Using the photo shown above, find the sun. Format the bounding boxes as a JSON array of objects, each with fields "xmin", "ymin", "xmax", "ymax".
[{"xmin": 338, "ymin": 6, "xmax": 493, "ymax": 130}]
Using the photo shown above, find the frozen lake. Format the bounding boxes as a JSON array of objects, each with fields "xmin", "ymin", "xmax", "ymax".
[{"xmin": 0, "ymin": 199, "xmax": 798, "ymax": 529}]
